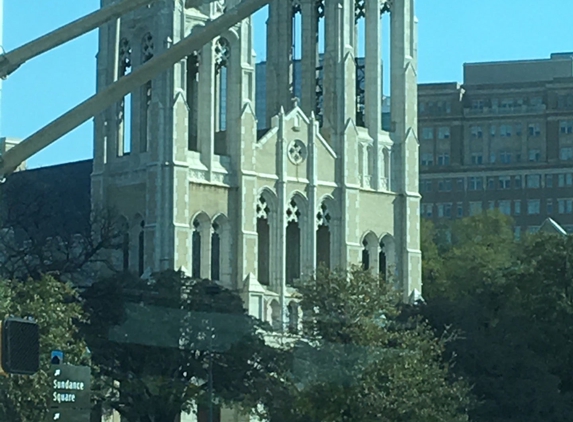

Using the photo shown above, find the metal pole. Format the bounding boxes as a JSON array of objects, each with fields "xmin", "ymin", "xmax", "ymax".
[{"xmin": 208, "ymin": 318, "xmax": 213, "ymax": 422}]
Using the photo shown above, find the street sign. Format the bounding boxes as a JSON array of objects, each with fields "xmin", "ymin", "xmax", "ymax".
[
  {"xmin": 48, "ymin": 408, "xmax": 90, "ymax": 422},
  {"xmin": 50, "ymin": 365, "xmax": 91, "ymax": 410}
]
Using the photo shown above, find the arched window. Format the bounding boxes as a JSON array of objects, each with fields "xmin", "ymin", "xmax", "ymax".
[
  {"xmin": 256, "ymin": 196, "xmax": 271, "ymax": 285},
  {"xmin": 140, "ymin": 33, "xmax": 154, "ymax": 153},
  {"xmin": 316, "ymin": 202, "xmax": 331, "ymax": 269},
  {"xmin": 187, "ymin": 51, "xmax": 200, "ymax": 151},
  {"xmin": 270, "ymin": 300, "xmax": 281, "ymax": 330},
  {"xmin": 286, "ymin": 199, "xmax": 302, "ymax": 286},
  {"xmin": 361, "ymin": 232, "xmax": 378, "ymax": 272},
  {"xmin": 191, "ymin": 219, "xmax": 201, "ymax": 279},
  {"xmin": 355, "ymin": 1, "xmax": 366, "ymax": 127},
  {"xmin": 379, "ymin": 234, "xmax": 396, "ymax": 282},
  {"xmin": 118, "ymin": 38, "xmax": 132, "ymax": 156},
  {"xmin": 211, "ymin": 222, "xmax": 221, "ymax": 281},
  {"xmin": 362, "ymin": 239, "xmax": 370, "ymax": 270},
  {"xmin": 287, "ymin": 301, "xmax": 299, "ymax": 333},
  {"xmin": 379, "ymin": 242, "xmax": 387, "ymax": 278},
  {"xmin": 117, "ymin": 216, "xmax": 129, "ymax": 271},
  {"xmin": 214, "ymin": 38, "xmax": 230, "ymax": 155},
  {"xmin": 138, "ymin": 220, "xmax": 145, "ymax": 276}
]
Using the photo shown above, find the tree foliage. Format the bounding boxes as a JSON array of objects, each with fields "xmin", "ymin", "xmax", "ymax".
[
  {"xmin": 0, "ymin": 275, "xmax": 89, "ymax": 422},
  {"xmin": 420, "ymin": 212, "xmax": 573, "ymax": 421},
  {"xmin": 82, "ymin": 270, "xmax": 288, "ymax": 422},
  {"xmin": 265, "ymin": 267, "xmax": 471, "ymax": 422}
]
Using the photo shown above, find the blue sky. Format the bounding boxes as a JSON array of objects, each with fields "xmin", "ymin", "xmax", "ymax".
[{"xmin": 1, "ymin": 0, "xmax": 572, "ymax": 169}]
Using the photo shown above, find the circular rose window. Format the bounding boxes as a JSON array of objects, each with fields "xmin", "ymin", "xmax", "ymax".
[{"xmin": 287, "ymin": 139, "xmax": 307, "ymax": 165}]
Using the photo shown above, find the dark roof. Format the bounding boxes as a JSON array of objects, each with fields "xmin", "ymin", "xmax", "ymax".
[{"xmin": 0, "ymin": 160, "xmax": 93, "ymax": 241}]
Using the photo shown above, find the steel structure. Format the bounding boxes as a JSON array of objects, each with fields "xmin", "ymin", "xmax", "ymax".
[{"xmin": 0, "ymin": 0, "xmax": 270, "ymax": 179}]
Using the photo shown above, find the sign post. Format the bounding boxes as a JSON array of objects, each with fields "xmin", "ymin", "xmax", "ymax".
[{"xmin": 48, "ymin": 364, "xmax": 91, "ymax": 422}]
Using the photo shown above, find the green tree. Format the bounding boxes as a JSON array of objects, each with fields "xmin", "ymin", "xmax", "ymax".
[
  {"xmin": 268, "ymin": 267, "xmax": 471, "ymax": 422},
  {"xmin": 82, "ymin": 270, "xmax": 288, "ymax": 422},
  {"xmin": 0, "ymin": 275, "xmax": 89, "ymax": 422}
]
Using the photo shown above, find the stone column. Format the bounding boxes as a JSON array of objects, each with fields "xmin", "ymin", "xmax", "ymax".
[
  {"xmin": 276, "ymin": 109, "xmax": 287, "ymax": 329},
  {"xmin": 306, "ymin": 113, "xmax": 319, "ymax": 276},
  {"xmin": 197, "ymin": 41, "xmax": 216, "ymax": 176},
  {"xmin": 390, "ymin": 0, "xmax": 422, "ymax": 300},
  {"xmin": 266, "ymin": 0, "xmax": 293, "ymax": 126}
]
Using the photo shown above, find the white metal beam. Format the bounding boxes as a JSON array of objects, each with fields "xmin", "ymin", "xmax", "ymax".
[
  {"xmin": 0, "ymin": 0, "xmax": 157, "ymax": 79},
  {"xmin": 0, "ymin": 0, "xmax": 270, "ymax": 179}
]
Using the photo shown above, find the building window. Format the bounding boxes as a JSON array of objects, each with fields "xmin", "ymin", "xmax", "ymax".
[
  {"xmin": 499, "ymin": 200, "xmax": 511, "ymax": 215},
  {"xmin": 437, "ymin": 203, "xmax": 452, "ymax": 218},
  {"xmin": 438, "ymin": 127, "xmax": 451, "ymax": 139},
  {"xmin": 560, "ymin": 120, "xmax": 573, "ymax": 134},
  {"xmin": 438, "ymin": 179, "xmax": 452, "ymax": 192},
  {"xmin": 528, "ymin": 149, "xmax": 541, "ymax": 162},
  {"xmin": 456, "ymin": 203, "xmax": 464, "ymax": 217},
  {"xmin": 527, "ymin": 199, "xmax": 540, "ymax": 215},
  {"xmin": 487, "ymin": 177, "xmax": 496, "ymax": 190},
  {"xmin": 256, "ymin": 197, "xmax": 272, "ymax": 285},
  {"xmin": 498, "ymin": 176, "xmax": 511, "ymax": 189},
  {"xmin": 558, "ymin": 173, "xmax": 573, "ymax": 187},
  {"xmin": 420, "ymin": 180, "xmax": 432, "ymax": 193},
  {"xmin": 490, "ymin": 125, "xmax": 496, "ymax": 138},
  {"xmin": 422, "ymin": 204, "xmax": 433, "ymax": 218},
  {"xmin": 558, "ymin": 199, "xmax": 573, "ymax": 214},
  {"xmin": 422, "ymin": 127, "xmax": 434, "ymax": 140},
  {"xmin": 472, "ymin": 100, "xmax": 484, "ymax": 110},
  {"xmin": 500, "ymin": 151, "xmax": 512, "ymax": 164},
  {"xmin": 514, "ymin": 226, "xmax": 521, "ymax": 240},
  {"xmin": 456, "ymin": 178, "xmax": 465, "ymax": 191},
  {"xmin": 515, "ymin": 123, "xmax": 523, "ymax": 136},
  {"xmin": 530, "ymin": 97, "xmax": 543, "ymax": 106},
  {"xmin": 445, "ymin": 101, "xmax": 452, "ymax": 114},
  {"xmin": 421, "ymin": 153, "xmax": 434, "ymax": 166},
  {"xmin": 547, "ymin": 199, "xmax": 553, "ymax": 214},
  {"xmin": 514, "ymin": 200, "xmax": 521, "ymax": 215},
  {"xmin": 469, "ymin": 202, "xmax": 482, "ymax": 216},
  {"xmin": 488, "ymin": 201, "xmax": 495, "ymax": 210},
  {"xmin": 500, "ymin": 124, "xmax": 512, "ymax": 137},
  {"xmin": 528, "ymin": 123, "xmax": 541, "ymax": 137},
  {"xmin": 437, "ymin": 153, "xmax": 450, "ymax": 166},
  {"xmin": 471, "ymin": 125, "xmax": 483, "ymax": 138},
  {"xmin": 419, "ymin": 102, "xmax": 426, "ymax": 114},
  {"xmin": 191, "ymin": 219, "xmax": 202, "ymax": 279},
  {"xmin": 490, "ymin": 153, "xmax": 496, "ymax": 164},
  {"xmin": 468, "ymin": 177, "xmax": 483, "ymax": 191},
  {"xmin": 514, "ymin": 175, "xmax": 522, "ymax": 189},
  {"xmin": 560, "ymin": 147, "xmax": 573, "ymax": 161},
  {"xmin": 471, "ymin": 153, "xmax": 483, "ymax": 165},
  {"xmin": 526, "ymin": 174, "xmax": 541, "ymax": 189},
  {"xmin": 546, "ymin": 174, "xmax": 553, "ymax": 188},
  {"xmin": 285, "ymin": 199, "xmax": 302, "ymax": 287},
  {"xmin": 316, "ymin": 203, "xmax": 332, "ymax": 270}
]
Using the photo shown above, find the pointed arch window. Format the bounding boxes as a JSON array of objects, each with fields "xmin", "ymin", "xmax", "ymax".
[
  {"xmin": 187, "ymin": 51, "xmax": 200, "ymax": 152},
  {"xmin": 362, "ymin": 239, "xmax": 370, "ymax": 270},
  {"xmin": 138, "ymin": 220, "xmax": 145, "ymax": 276},
  {"xmin": 287, "ymin": 301, "xmax": 299, "ymax": 334},
  {"xmin": 140, "ymin": 33, "xmax": 154, "ymax": 153},
  {"xmin": 118, "ymin": 38, "xmax": 132, "ymax": 156},
  {"xmin": 256, "ymin": 197, "xmax": 271, "ymax": 285},
  {"xmin": 192, "ymin": 219, "xmax": 201, "ymax": 279},
  {"xmin": 379, "ymin": 242, "xmax": 387, "ymax": 278},
  {"xmin": 211, "ymin": 222, "xmax": 221, "ymax": 281},
  {"xmin": 117, "ymin": 217, "xmax": 130, "ymax": 271},
  {"xmin": 316, "ymin": 202, "xmax": 331, "ymax": 269},
  {"xmin": 214, "ymin": 38, "xmax": 230, "ymax": 154},
  {"xmin": 286, "ymin": 199, "xmax": 302, "ymax": 286}
]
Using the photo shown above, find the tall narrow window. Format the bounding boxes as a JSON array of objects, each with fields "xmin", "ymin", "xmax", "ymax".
[
  {"xmin": 287, "ymin": 301, "xmax": 299, "ymax": 334},
  {"xmin": 361, "ymin": 239, "xmax": 370, "ymax": 270},
  {"xmin": 118, "ymin": 38, "xmax": 132, "ymax": 156},
  {"xmin": 138, "ymin": 220, "xmax": 145, "ymax": 276},
  {"xmin": 291, "ymin": 5, "xmax": 302, "ymax": 99},
  {"xmin": 214, "ymin": 38, "xmax": 230, "ymax": 155},
  {"xmin": 122, "ymin": 232, "xmax": 130, "ymax": 271},
  {"xmin": 187, "ymin": 52, "xmax": 200, "ymax": 151},
  {"xmin": 355, "ymin": 1, "xmax": 366, "ymax": 126},
  {"xmin": 192, "ymin": 219, "xmax": 201, "ymax": 279},
  {"xmin": 256, "ymin": 197, "xmax": 271, "ymax": 285},
  {"xmin": 211, "ymin": 222, "xmax": 221, "ymax": 280},
  {"xmin": 286, "ymin": 200, "xmax": 302, "ymax": 286},
  {"xmin": 140, "ymin": 33, "xmax": 154, "ymax": 153},
  {"xmin": 316, "ymin": 202, "xmax": 331, "ymax": 269},
  {"xmin": 379, "ymin": 242, "xmax": 387, "ymax": 279}
]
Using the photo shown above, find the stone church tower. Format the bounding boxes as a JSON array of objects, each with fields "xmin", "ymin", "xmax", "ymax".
[{"xmin": 92, "ymin": 0, "xmax": 421, "ymax": 328}]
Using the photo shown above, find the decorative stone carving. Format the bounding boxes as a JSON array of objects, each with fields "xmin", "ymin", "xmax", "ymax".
[{"xmin": 287, "ymin": 139, "xmax": 308, "ymax": 165}]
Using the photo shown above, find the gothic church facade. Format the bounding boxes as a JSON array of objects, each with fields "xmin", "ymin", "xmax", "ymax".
[{"xmin": 91, "ymin": 0, "xmax": 421, "ymax": 328}]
